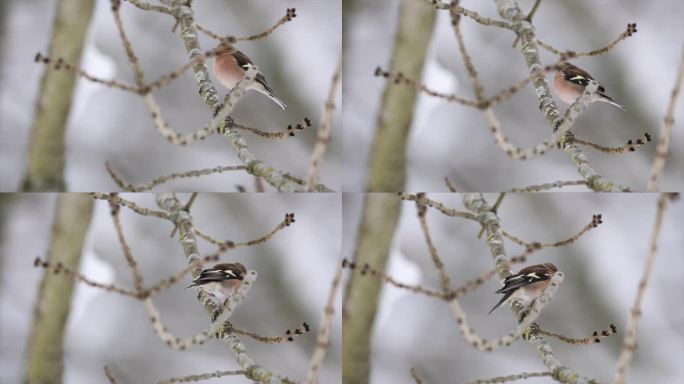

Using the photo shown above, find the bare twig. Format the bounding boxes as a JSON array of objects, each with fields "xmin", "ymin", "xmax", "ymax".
[
  {"xmin": 33, "ymin": 52, "xmax": 138, "ymax": 92},
  {"xmin": 410, "ymin": 367, "xmax": 425, "ymax": 384},
  {"xmin": 306, "ymin": 51, "xmax": 342, "ymax": 191},
  {"xmin": 33, "ymin": 257, "xmax": 139, "ymax": 298},
  {"xmin": 572, "ymin": 133, "xmax": 651, "ymax": 154},
  {"xmin": 192, "ymin": 213, "xmax": 295, "ymax": 248},
  {"xmin": 124, "ymin": 0, "xmax": 173, "ymax": 15},
  {"xmin": 342, "ymin": 259, "xmax": 447, "ymax": 299},
  {"xmin": 612, "ymin": 194, "xmax": 671, "ymax": 383},
  {"xmin": 106, "ymin": 162, "xmax": 247, "ymax": 192},
  {"xmin": 195, "ymin": 8, "xmax": 296, "ymax": 43},
  {"xmin": 156, "ymin": 370, "xmax": 245, "ymax": 384},
  {"xmin": 501, "ymin": 214, "xmax": 602, "ymax": 249},
  {"xmin": 233, "ymin": 118, "xmax": 311, "ymax": 139},
  {"xmin": 505, "ymin": 180, "xmax": 587, "ymax": 192},
  {"xmin": 399, "ymin": 193, "xmax": 477, "ymax": 220},
  {"xmin": 537, "ymin": 23, "xmax": 638, "ymax": 58},
  {"xmin": 305, "ymin": 259, "xmax": 343, "ymax": 384},
  {"xmin": 231, "ymin": 322, "xmax": 310, "ymax": 344},
  {"xmin": 647, "ymin": 45, "xmax": 684, "ymax": 191},
  {"xmin": 444, "ymin": 177, "xmax": 458, "ymax": 192},
  {"xmin": 466, "ymin": 371, "xmax": 552, "ymax": 384},
  {"xmin": 450, "ymin": 5, "xmax": 486, "ymax": 102},
  {"xmin": 91, "ymin": 193, "xmax": 171, "ymax": 220},
  {"xmin": 540, "ymin": 323, "xmax": 617, "ymax": 346},
  {"xmin": 374, "ymin": 67, "xmax": 479, "ymax": 107},
  {"xmin": 107, "ymin": 193, "xmax": 146, "ymax": 293},
  {"xmin": 415, "ymin": 193, "xmax": 452, "ymax": 292},
  {"xmin": 104, "ymin": 366, "xmax": 121, "ymax": 384},
  {"xmin": 422, "ymin": 0, "xmax": 513, "ymax": 29}
]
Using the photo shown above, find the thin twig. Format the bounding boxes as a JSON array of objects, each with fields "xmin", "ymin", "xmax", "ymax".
[
  {"xmin": 466, "ymin": 371, "xmax": 552, "ymax": 384},
  {"xmin": 231, "ymin": 322, "xmax": 310, "ymax": 344},
  {"xmin": 505, "ymin": 180, "xmax": 587, "ymax": 192},
  {"xmin": 410, "ymin": 367, "xmax": 425, "ymax": 384},
  {"xmin": 450, "ymin": 5, "xmax": 486, "ymax": 102},
  {"xmin": 305, "ymin": 258, "xmax": 343, "ymax": 384},
  {"xmin": 572, "ymin": 133, "xmax": 651, "ymax": 154},
  {"xmin": 501, "ymin": 214, "xmax": 602, "ymax": 249},
  {"xmin": 104, "ymin": 366, "xmax": 121, "ymax": 384},
  {"xmin": 91, "ymin": 193, "xmax": 171, "ymax": 220},
  {"xmin": 540, "ymin": 323, "xmax": 617, "ymax": 346},
  {"xmin": 537, "ymin": 23, "xmax": 638, "ymax": 58},
  {"xmin": 415, "ymin": 193, "xmax": 452, "ymax": 292},
  {"xmin": 305, "ymin": 52, "xmax": 342, "ymax": 191},
  {"xmin": 156, "ymin": 370, "xmax": 245, "ymax": 384},
  {"xmin": 195, "ymin": 8, "xmax": 296, "ymax": 43},
  {"xmin": 342, "ymin": 259, "xmax": 448, "ymax": 300},
  {"xmin": 33, "ymin": 257, "xmax": 139, "ymax": 298},
  {"xmin": 399, "ymin": 193, "xmax": 477, "ymax": 220},
  {"xmin": 106, "ymin": 162, "xmax": 247, "ymax": 192},
  {"xmin": 233, "ymin": 118, "xmax": 311, "ymax": 139},
  {"xmin": 192, "ymin": 213, "xmax": 295, "ymax": 248},
  {"xmin": 422, "ymin": 0, "xmax": 513, "ymax": 30},
  {"xmin": 647, "ymin": 45, "xmax": 684, "ymax": 191},
  {"xmin": 124, "ymin": 0, "xmax": 173, "ymax": 15},
  {"xmin": 374, "ymin": 67, "xmax": 479, "ymax": 107},
  {"xmin": 612, "ymin": 194, "xmax": 671, "ymax": 383}
]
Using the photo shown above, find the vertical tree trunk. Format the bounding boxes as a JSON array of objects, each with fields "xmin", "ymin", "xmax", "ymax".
[
  {"xmin": 22, "ymin": 0, "xmax": 95, "ymax": 192},
  {"xmin": 342, "ymin": 2, "xmax": 435, "ymax": 382},
  {"xmin": 342, "ymin": 194, "xmax": 402, "ymax": 384},
  {"xmin": 366, "ymin": 0, "xmax": 435, "ymax": 192},
  {"xmin": 24, "ymin": 194, "xmax": 94, "ymax": 384}
]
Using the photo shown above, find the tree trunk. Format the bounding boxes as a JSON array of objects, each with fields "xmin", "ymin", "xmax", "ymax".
[
  {"xmin": 24, "ymin": 194, "xmax": 94, "ymax": 384},
  {"xmin": 22, "ymin": 0, "xmax": 95, "ymax": 191}
]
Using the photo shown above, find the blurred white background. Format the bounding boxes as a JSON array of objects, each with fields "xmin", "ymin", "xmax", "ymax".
[
  {"xmin": 0, "ymin": 0, "xmax": 341, "ymax": 191},
  {"xmin": 343, "ymin": 0, "xmax": 684, "ymax": 192},
  {"xmin": 0, "ymin": 193, "xmax": 341, "ymax": 383},
  {"xmin": 343, "ymin": 193, "xmax": 684, "ymax": 383}
]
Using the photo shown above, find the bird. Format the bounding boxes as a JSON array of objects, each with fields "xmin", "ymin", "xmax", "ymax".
[
  {"xmin": 554, "ymin": 62, "xmax": 625, "ymax": 111},
  {"xmin": 488, "ymin": 263, "xmax": 558, "ymax": 315},
  {"xmin": 187, "ymin": 262, "xmax": 247, "ymax": 304},
  {"xmin": 212, "ymin": 43, "xmax": 287, "ymax": 109}
]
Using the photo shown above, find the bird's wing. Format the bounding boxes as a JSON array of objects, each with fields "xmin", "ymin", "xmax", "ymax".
[{"xmin": 495, "ymin": 271, "xmax": 552, "ymax": 294}]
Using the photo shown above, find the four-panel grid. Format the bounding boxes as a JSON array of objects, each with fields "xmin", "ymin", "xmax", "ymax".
[{"xmin": 1, "ymin": 1, "xmax": 683, "ymax": 384}]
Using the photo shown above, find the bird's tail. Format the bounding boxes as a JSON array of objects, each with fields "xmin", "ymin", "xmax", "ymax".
[
  {"xmin": 488, "ymin": 291, "xmax": 513, "ymax": 315},
  {"xmin": 598, "ymin": 93, "xmax": 626, "ymax": 111},
  {"xmin": 254, "ymin": 82, "xmax": 287, "ymax": 110}
]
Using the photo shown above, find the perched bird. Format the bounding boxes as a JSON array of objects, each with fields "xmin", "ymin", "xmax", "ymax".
[
  {"xmin": 212, "ymin": 43, "xmax": 286, "ymax": 109},
  {"xmin": 187, "ymin": 262, "xmax": 247, "ymax": 304},
  {"xmin": 554, "ymin": 62, "xmax": 625, "ymax": 111},
  {"xmin": 488, "ymin": 263, "xmax": 558, "ymax": 315}
]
